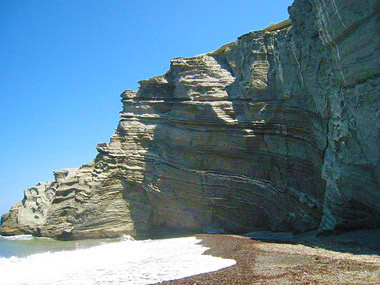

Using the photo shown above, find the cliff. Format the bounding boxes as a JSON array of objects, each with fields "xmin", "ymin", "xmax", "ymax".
[{"xmin": 1, "ymin": 0, "xmax": 379, "ymax": 240}]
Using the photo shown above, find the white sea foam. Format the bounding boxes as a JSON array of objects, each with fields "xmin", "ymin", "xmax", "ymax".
[
  {"xmin": 0, "ymin": 234, "xmax": 53, "ymax": 241},
  {"xmin": 0, "ymin": 236, "xmax": 236, "ymax": 285},
  {"xmin": 0, "ymin": 234, "xmax": 35, "ymax": 241}
]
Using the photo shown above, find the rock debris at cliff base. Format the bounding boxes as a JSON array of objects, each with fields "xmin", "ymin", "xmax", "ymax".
[{"xmin": 1, "ymin": 0, "xmax": 379, "ymax": 239}]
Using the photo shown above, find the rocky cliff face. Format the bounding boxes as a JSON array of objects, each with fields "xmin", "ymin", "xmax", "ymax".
[{"xmin": 1, "ymin": 0, "xmax": 379, "ymax": 239}]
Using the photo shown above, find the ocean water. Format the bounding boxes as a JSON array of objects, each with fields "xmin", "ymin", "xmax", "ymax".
[{"xmin": 0, "ymin": 235, "xmax": 235, "ymax": 285}]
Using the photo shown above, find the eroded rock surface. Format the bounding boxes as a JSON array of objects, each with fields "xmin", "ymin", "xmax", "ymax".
[{"xmin": 1, "ymin": 0, "xmax": 379, "ymax": 239}]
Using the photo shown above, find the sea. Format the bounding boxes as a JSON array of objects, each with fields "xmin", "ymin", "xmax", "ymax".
[{"xmin": 0, "ymin": 234, "xmax": 235, "ymax": 285}]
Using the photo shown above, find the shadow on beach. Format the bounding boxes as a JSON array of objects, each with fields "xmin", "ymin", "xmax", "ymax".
[{"xmin": 244, "ymin": 228, "xmax": 380, "ymax": 256}]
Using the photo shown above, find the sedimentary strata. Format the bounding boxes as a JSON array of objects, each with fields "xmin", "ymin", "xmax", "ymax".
[{"xmin": 1, "ymin": 0, "xmax": 379, "ymax": 239}]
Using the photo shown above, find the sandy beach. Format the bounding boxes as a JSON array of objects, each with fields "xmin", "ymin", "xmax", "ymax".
[{"xmin": 159, "ymin": 233, "xmax": 380, "ymax": 284}]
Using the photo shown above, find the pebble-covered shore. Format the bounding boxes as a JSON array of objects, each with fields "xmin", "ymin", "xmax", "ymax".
[{"xmin": 159, "ymin": 234, "xmax": 380, "ymax": 284}]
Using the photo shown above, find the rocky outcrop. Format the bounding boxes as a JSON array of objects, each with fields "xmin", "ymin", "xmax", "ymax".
[{"xmin": 1, "ymin": 0, "xmax": 379, "ymax": 239}]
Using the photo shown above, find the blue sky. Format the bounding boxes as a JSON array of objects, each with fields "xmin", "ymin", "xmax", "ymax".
[{"xmin": 0, "ymin": 0, "xmax": 293, "ymax": 215}]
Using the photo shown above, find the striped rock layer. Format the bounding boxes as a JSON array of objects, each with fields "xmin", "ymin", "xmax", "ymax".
[{"xmin": 1, "ymin": 0, "xmax": 379, "ymax": 239}]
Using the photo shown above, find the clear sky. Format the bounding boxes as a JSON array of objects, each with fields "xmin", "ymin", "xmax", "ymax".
[{"xmin": 0, "ymin": 0, "xmax": 293, "ymax": 215}]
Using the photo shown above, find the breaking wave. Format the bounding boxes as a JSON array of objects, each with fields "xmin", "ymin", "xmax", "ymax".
[
  {"xmin": 0, "ymin": 236, "xmax": 235, "ymax": 285},
  {"xmin": 0, "ymin": 234, "xmax": 35, "ymax": 241}
]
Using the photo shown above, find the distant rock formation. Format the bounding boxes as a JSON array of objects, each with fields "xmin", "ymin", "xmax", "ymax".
[{"xmin": 1, "ymin": 0, "xmax": 379, "ymax": 239}]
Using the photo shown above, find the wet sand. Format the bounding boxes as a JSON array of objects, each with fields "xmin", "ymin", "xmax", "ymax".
[{"xmin": 159, "ymin": 233, "xmax": 380, "ymax": 284}]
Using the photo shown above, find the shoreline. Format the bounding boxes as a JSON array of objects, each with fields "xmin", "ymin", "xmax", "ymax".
[
  {"xmin": 159, "ymin": 233, "xmax": 380, "ymax": 284},
  {"xmin": 1, "ymin": 231, "xmax": 380, "ymax": 283}
]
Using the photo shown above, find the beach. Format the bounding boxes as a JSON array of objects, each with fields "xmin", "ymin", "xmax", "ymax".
[
  {"xmin": 161, "ymin": 233, "xmax": 380, "ymax": 284},
  {"xmin": 1, "ymin": 232, "xmax": 379, "ymax": 284}
]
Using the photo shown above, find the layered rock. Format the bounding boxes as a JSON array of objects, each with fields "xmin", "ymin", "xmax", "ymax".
[
  {"xmin": 1, "ymin": 0, "xmax": 379, "ymax": 239},
  {"xmin": 305, "ymin": 0, "xmax": 380, "ymax": 232}
]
